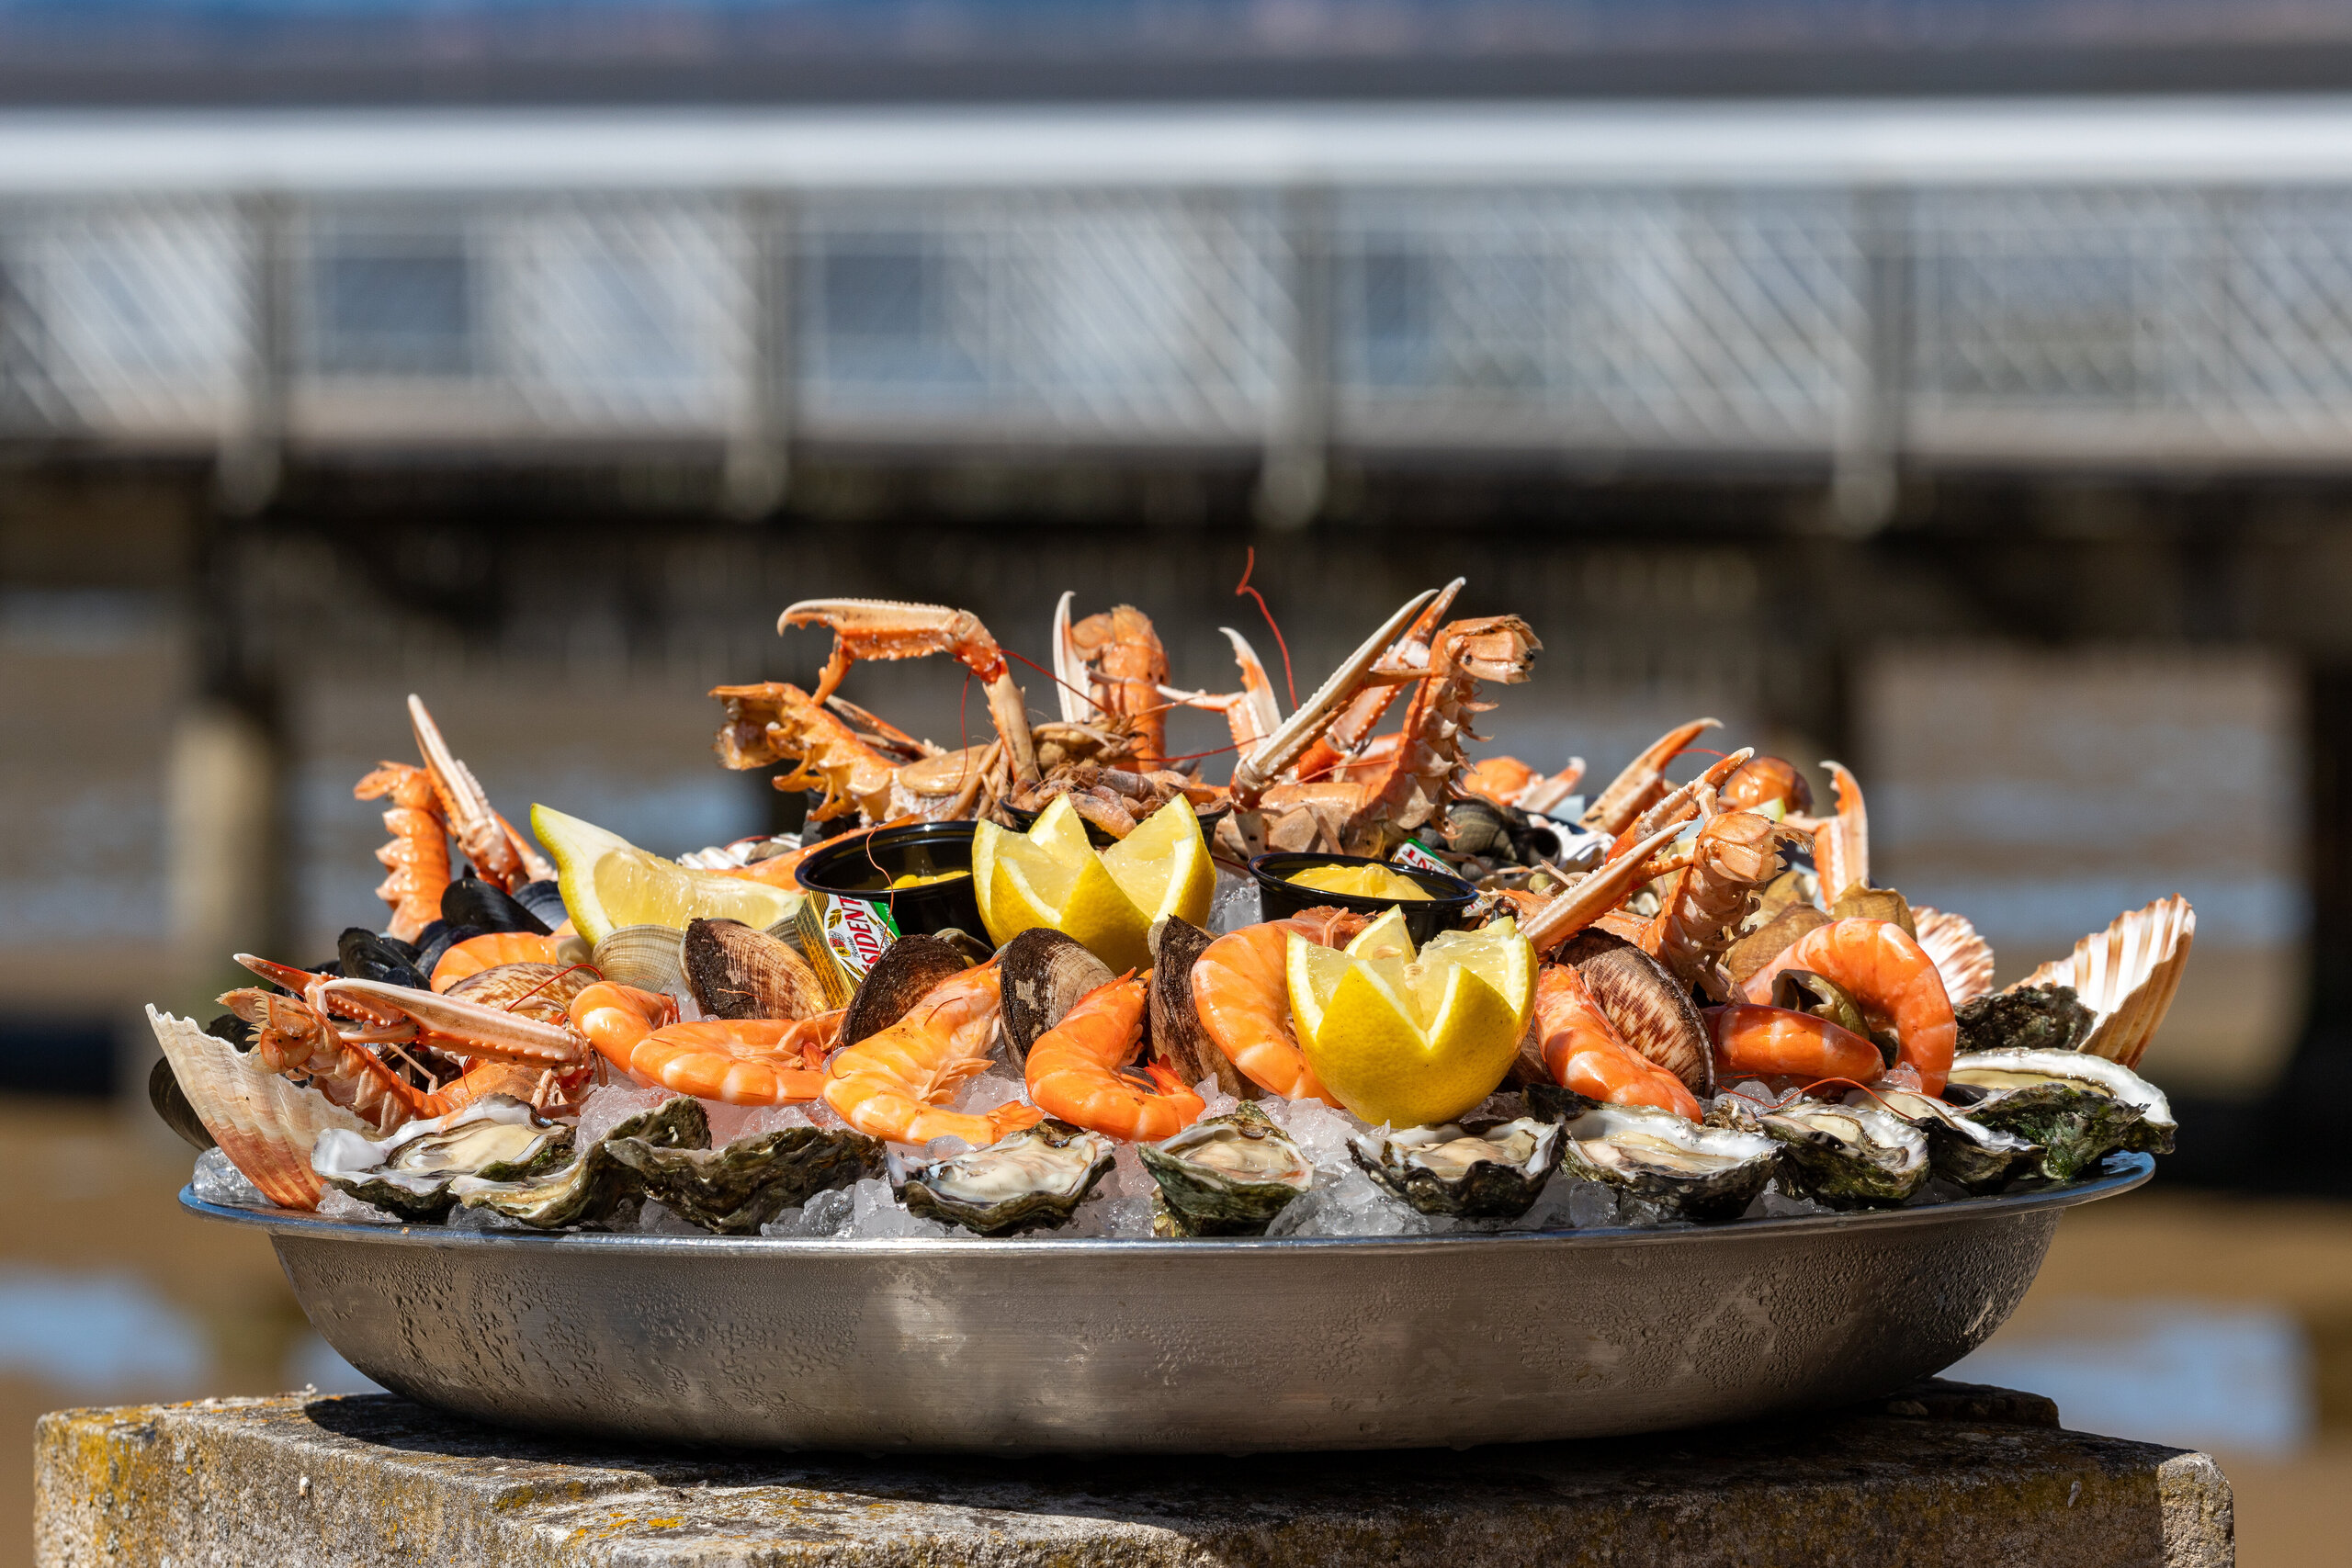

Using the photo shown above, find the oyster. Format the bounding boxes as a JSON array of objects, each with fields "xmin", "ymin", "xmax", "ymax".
[
  {"xmin": 900, "ymin": 1120, "xmax": 1115, "ymax": 1235},
  {"xmin": 452, "ymin": 1095, "xmax": 707, "ymax": 1229},
  {"xmin": 1942, "ymin": 1048, "xmax": 2175, "ymax": 1180},
  {"xmin": 1554, "ymin": 1100, "xmax": 1780, "ymax": 1221},
  {"xmin": 1956, "ymin": 984, "xmax": 2095, "ymax": 1056},
  {"xmin": 606, "ymin": 1124, "xmax": 884, "ymax": 1233},
  {"xmin": 842, "ymin": 934, "xmax": 969, "ymax": 1046},
  {"xmin": 999, "ymin": 928, "xmax": 1114, "ymax": 1067},
  {"xmin": 1869, "ymin": 1089, "xmax": 2040, "ymax": 1193},
  {"xmin": 684, "ymin": 918, "xmax": 830, "ymax": 1021},
  {"xmin": 1140, "ymin": 1102, "xmax": 1315, "ymax": 1236},
  {"xmin": 1351, "ymin": 1117, "xmax": 1564, "ymax": 1218},
  {"xmin": 2013, "ymin": 896, "xmax": 2195, "ymax": 1071},
  {"xmin": 313, "ymin": 1096, "xmax": 573, "ymax": 1222},
  {"xmin": 1760, "ymin": 1099, "xmax": 1930, "ymax": 1208}
]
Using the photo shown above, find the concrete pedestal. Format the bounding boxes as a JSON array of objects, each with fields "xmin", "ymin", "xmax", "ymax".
[{"xmin": 35, "ymin": 1380, "xmax": 2231, "ymax": 1567}]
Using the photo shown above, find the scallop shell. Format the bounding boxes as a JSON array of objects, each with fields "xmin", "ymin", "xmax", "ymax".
[
  {"xmin": 1558, "ymin": 930, "xmax": 1714, "ymax": 1097},
  {"xmin": 1912, "ymin": 906, "xmax": 1996, "ymax": 1007},
  {"xmin": 446, "ymin": 961, "xmax": 595, "ymax": 1026},
  {"xmin": 841, "ymin": 934, "xmax": 970, "ymax": 1046},
  {"xmin": 684, "ymin": 918, "xmax": 830, "ymax": 1021},
  {"xmin": 2014, "ymin": 896, "xmax": 2194, "ymax": 1071},
  {"xmin": 593, "ymin": 924, "xmax": 688, "ymax": 995},
  {"xmin": 999, "ymin": 927, "xmax": 1115, "ymax": 1069},
  {"xmin": 148, "ymin": 1007, "xmax": 372, "ymax": 1211}
]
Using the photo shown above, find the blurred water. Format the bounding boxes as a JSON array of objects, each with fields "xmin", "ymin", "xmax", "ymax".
[
  {"xmin": 1953, "ymin": 1300, "xmax": 2317, "ymax": 1459},
  {"xmin": 0, "ymin": 1268, "xmax": 204, "ymax": 1395}
]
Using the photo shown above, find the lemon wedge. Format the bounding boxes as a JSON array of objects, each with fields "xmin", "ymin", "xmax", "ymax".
[
  {"xmin": 1287, "ymin": 916, "xmax": 1535, "ymax": 1127},
  {"xmin": 531, "ymin": 804, "xmax": 801, "ymax": 946},
  {"xmin": 974, "ymin": 795, "xmax": 1213, "ymax": 972}
]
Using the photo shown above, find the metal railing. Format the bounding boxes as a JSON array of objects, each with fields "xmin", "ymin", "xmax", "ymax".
[{"xmin": 17, "ymin": 177, "xmax": 2352, "ymax": 515}]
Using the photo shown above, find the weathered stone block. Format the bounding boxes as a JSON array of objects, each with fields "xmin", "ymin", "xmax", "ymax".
[{"xmin": 35, "ymin": 1379, "xmax": 2231, "ymax": 1567}]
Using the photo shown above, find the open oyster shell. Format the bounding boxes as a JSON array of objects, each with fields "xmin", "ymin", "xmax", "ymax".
[
  {"xmin": 1141, "ymin": 1102, "xmax": 1315, "ymax": 1236},
  {"xmin": 1868, "ymin": 1089, "xmax": 2040, "ymax": 1193},
  {"xmin": 1760, "ymin": 1099, "xmax": 1930, "ymax": 1208},
  {"xmin": 312, "ymin": 1095, "xmax": 573, "ymax": 1222},
  {"xmin": 1351, "ymin": 1117, "xmax": 1565, "ymax": 1219},
  {"xmin": 1956, "ymin": 984, "xmax": 2096, "ymax": 1056},
  {"xmin": 452, "ymin": 1095, "xmax": 708, "ymax": 1229},
  {"xmin": 1943, "ymin": 1047, "xmax": 2174, "ymax": 1181},
  {"xmin": 1554, "ymin": 1100, "xmax": 1780, "ymax": 1221},
  {"xmin": 900, "ymin": 1120, "xmax": 1115, "ymax": 1235},
  {"xmin": 607, "ymin": 1125, "xmax": 884, "ymax": 1234}
]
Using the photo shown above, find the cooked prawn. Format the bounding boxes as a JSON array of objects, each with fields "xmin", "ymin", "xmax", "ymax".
[
  {"xmin": 821, "ymin": 965, "xmax": 1042, "ymax": 1145},
  {"xmin": 568, "ymin": 981, "xmax": 840, "ymax": 1105},
  {"xmin": 1532, "ymin": 964, "xmax": 1700, "ymax": 1120},
  {"xmin": 1026, "ymin": 974, "xmax": 1204, "ymax": 1140},
  {"xmin": 1739, "ymin": 919, "xmax": 1956, "ymax": 1094},
  {"xmin": 1708, "ymin": 1002, "xmax": 1883, "ymax": 1084},
  {"xmin": 1190, "ymin": 908, "xmax": 1367, "ymax": 1103},
  {"xmin": 432, "ymin": 931, "xmax": 561, "ymax": 990}
]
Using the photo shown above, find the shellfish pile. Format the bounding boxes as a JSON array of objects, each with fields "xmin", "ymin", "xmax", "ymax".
[{"xmin": 152, "ymin": 583, "xmax": 2192, "ymax": 1240}]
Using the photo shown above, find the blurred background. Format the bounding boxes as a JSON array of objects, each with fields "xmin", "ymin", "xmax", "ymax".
[{"xmin": 11, "ymin": 0, "xmax": 2352, "ymax": 1561}]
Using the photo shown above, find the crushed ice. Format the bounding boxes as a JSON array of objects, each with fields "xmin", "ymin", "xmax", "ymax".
[
  {"xmin": 762, "ymin": 1186, "xmax": 855, "ymax": 1238},
  {"xmin": 575, "ymin": 1084, "xmax": 677, "ymax": 1146},
  {"xmin": 316, "ymin": 1189, "xmax": 401, "ymax": 1225},
  {"xmin": 192, "ymin": 1148, "xmax": 269, "ymax": 1209},
  {"xmin": 1207, "ymin": 873, "xmax": 1261, "ymax": 935}
]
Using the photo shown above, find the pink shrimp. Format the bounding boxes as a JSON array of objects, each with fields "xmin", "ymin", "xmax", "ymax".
[
  {"xmin": 1532, "ymin": 964, "xmax": 1700, "ymax": 1120},
  {"xmin": 568, "ymin": 981, "xmax": 839, "ymax": 1105},
  {"xmin": 1707, "ymin": 1003, "xmax": 1883, "ymax": 1084},
  {"xmin": 1026, "ymin": 975, "xmax": 1204, "ymax": 1140},
  {"xmin": 1190, "ymin": 908, "xmax": 1368, "ymax": 1103},
  {"xmin": 1739, "ymin": 919, "xmax": 1956, "ymax": 1095},
  {"xmin": 820, "ymin": 965, "xmax": 1042, "ymax": 1145}
]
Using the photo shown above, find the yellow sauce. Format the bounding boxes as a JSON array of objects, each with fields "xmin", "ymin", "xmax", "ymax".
[
  {"xmin": 1286, "ymin": 863, "xmax": 1432, "ymax": 901},
  {"xmin": 888, "ymin": 869, "xmax": 971, "ymax": 890}
]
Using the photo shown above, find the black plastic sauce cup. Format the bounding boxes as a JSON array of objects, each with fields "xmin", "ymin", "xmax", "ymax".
[
  {"xmin": 1248, "ymin": 852, "xmax": 1477, "ymax": 945},
  {"xmin": 793, "ymin": 821, "xmax": 990, "ymax": 946}
]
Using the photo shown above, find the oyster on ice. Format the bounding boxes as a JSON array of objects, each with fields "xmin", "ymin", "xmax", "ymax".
[
  {"xmin": 452, "ymin": 1095, "xmax": 707, "ymax": 1229},
  {"xmin": 1554, "ymin": 1100, "xmax": 1780, "ymax": 1221},
  {"xmin": 900, "ymin": 1120, "xmax": 1115, "ymax": 1235},
  {"xmin": 1760, "ymin": 1099, "xmax": 1930, "ymax": 1208},
  {"xmin": 1869, "ymin": 1088, "xmax": 2041, "ymax": 1193},
  {"xmin": 1351, "ymin": 1117, "xmax": 1565, "ymax": 1218},
  {"xmin": 1140, "ymin": 1102, "xmax": 1316, "ymax": 1236},
  {"xmin": 606, "ymin": 1125, "xmax": 885, "ymax": 1234},
  {"xmin": 312, "ymin": 1095, "xmax": 573, "ymax": 1222},
  {"xmin": 1942, "ymin": 1047, "xmax": 2174, "ymax": 1180}
]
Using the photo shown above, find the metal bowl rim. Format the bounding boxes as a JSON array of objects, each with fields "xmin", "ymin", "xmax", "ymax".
[{"xmin": 181, "ymin": 1151, "xmax": 2149, "ymax": 1257}]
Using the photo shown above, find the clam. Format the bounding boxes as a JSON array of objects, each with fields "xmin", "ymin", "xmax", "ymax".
[
  {"xmin": 1867, "ymin": 1088, "xmax": 2041, "ymax": 1193},
  {"xmin": 1911, "ymin": 905, "xmax": 1995, "ymax": 1008},
  {"xmin": 899, "ymin": 1120, "xmax": 1115, "ymax": 1235},
  {"xmin": 606, "ymin": 1125, "xmax": 884, "ymax": 1234},
  {"xmin": 148, "ymin": 1007, "xmax": 374, "ymax": 1211},
  {"xmin": 1145, "ymin": 918, "xmax": 1248, "ymax": 1095},
  {"xmin": 452, "ymin": 1095, "xmax": 707, "ymax": 1229},
  {"xmin": 1553, "ymin": 1100, "xmax": 1780, "ymax": 1221},
  {"xmin": 1558, "ymin": 931, "xmax": 1714, "ymax": 1097},
  {"xmin": 2012, "ymin": 896, "xmax": 2195, "ymax": 1071},
  {"xmin": 1140, "ymin": 1102, "xmax": 1316, "ymax": 1236},
  {"xmin": 1760, "ymin": 1099, "xmax": 1930, "ymax": 1208},
  {"xmin": 1942, "ymin": 1047, "xmax": 2174, "ymax": 1180},
  {"xmin": 1351, "ymin": 1117, "xmax": 1564, "ymax": 1219},
  {"xmin": 593, "ymin": 924, "xmax": 689, "ymax": 995},
  {"xmin": 1956, "ymin": 984, "xmax": 2095, "ymax": 1055},
  {"xmin": 312, "ymin": 1095, "xmax": 573, "ymax": 1222},
  {"xmin": 841, "ymin": 934, "xmax": 970, "ymax": 1046},
  {"xmin": 684, "ymin": 918, "xmax": 830, "ymax": 1021},
  {"xmin": 998, "ymin": 928, "xmax": 1114, "ymax": 1068}
]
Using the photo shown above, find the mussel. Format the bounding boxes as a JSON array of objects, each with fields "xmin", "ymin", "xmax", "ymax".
[
  {"xmin": 338, "ymin": 928, "xmax": 431, "ymax": 989},
  {"xmin": 1140, "ymin": 1102, "xmax": 1315, "ymax": 1236},
  {"xmin": 1351, "ymin": 1117, "xmax": 1565, "ymax": 1219},
  {"xmin": 899, "ymin": 1120, "xmax": 1116, "ymax": 1235},
  {"xmin": 441, "ymin": 874, "xmax": 552, "ymax": 936},
  {"xmin": 314, "ymin": 1096, "xmax": 574, "ymax": 1222}
]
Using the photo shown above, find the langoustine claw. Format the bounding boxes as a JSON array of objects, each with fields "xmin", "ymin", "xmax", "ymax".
[{"xmin": 781, "ymin": 598, "xmax": 1039, "ymax": 785}]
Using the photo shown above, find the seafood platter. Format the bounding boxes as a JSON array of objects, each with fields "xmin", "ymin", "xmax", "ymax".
[{"xmin": 161, "ymin": 584, "xmax": 2189, "ymax": 1450}]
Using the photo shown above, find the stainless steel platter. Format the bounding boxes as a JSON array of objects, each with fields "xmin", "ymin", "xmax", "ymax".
[{"xmin": 188, "ymin": 1154, "xmax": 2149, "ymax": 1453}]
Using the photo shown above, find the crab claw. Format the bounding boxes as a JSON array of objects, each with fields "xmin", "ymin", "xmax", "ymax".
[
  {"xmin": 1051, "ymin": 591, "xmax": 1091, "ymax": 724},
  {"xmin": 1231, "ymin": 588, "xmax": 1437, "ymax": 804},
  {"xmin": 779, "ymin": 597, "xmax": 1037, "ymax": 784},
  {"xmin": 1520, "ymin": 818, "xmax": 1690, "ymax": 954},
  {"xmin": 316, "ymin": 978, "xmax": 584, "ymax": 1066},
  {"xmin": 1580, "ymin": 717, "xmax": 1724, "ymax": 836}
]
